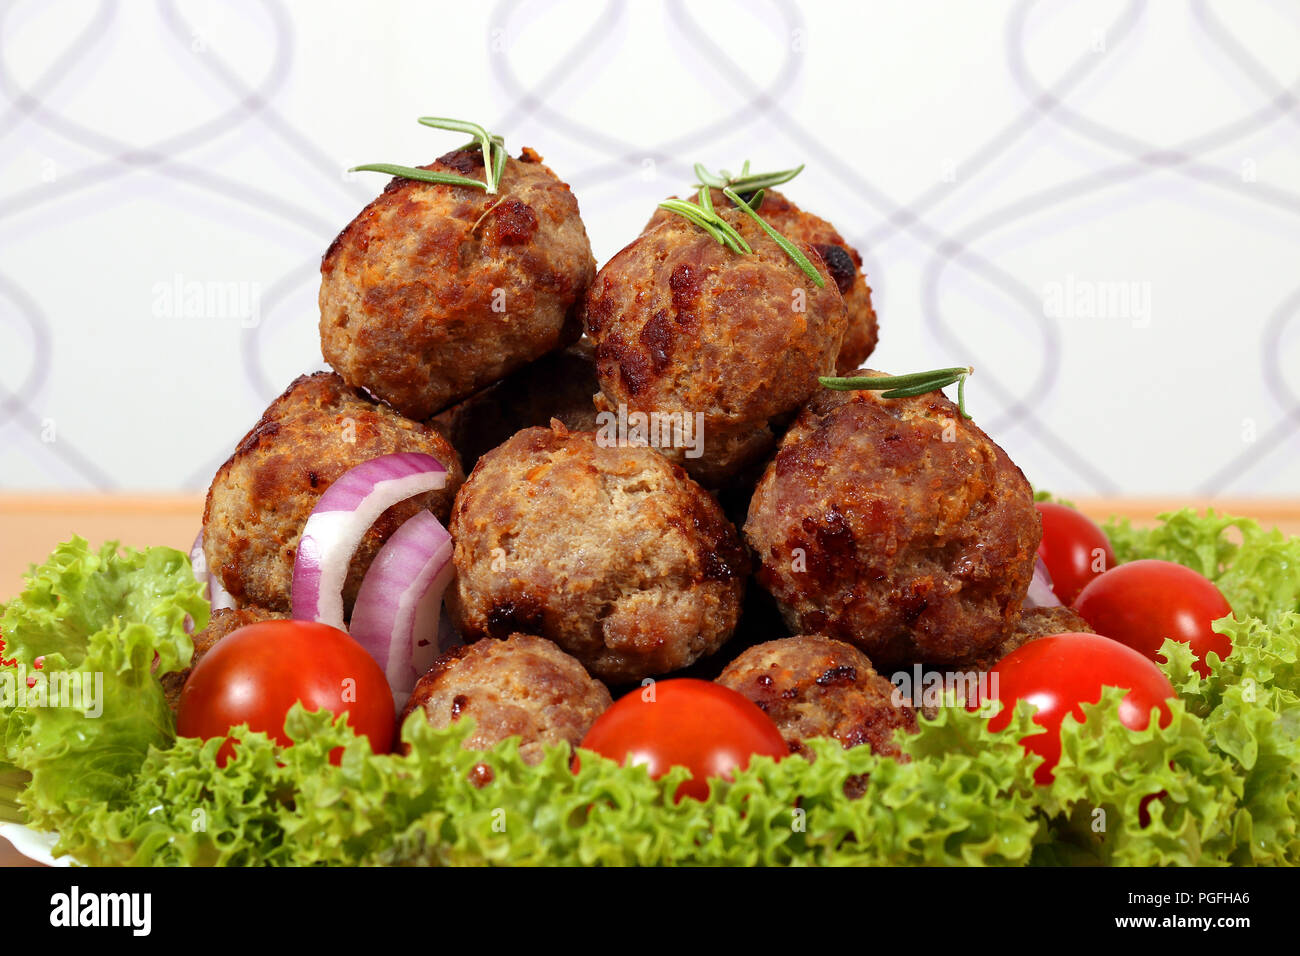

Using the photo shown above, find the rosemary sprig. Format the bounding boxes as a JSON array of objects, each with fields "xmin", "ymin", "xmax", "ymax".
[
  {"xmin": 819, "ymin": 366, "xmax": 975, "ymax": 419},
  {"xmin": 722, "ymin": 187, "xmax": 824, "ymax": 287},
  {"xmin": 658, "ymin": 160, "xmax": 825, "ymax": 284},
  {"xmin": 348, "ymin": 163, "xmax": 489, "ymax": 191},
  {"xmin": 657, "ymin": 192, "xmax": 752, "ymax": 254},
  {"xmin": 351, "ymin": 117, "xmax": 508, "ymax": 194},
  {"xmin": 694, "ymin": 161, "xmax": 805, "ymax": 196}
]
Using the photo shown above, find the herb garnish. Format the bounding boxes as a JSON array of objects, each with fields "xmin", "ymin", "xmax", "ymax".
[
  {"xmin": 658, "ymin": 187, "xmax": 752, "ymax": 254},
  {"xmin": 352, "ymin": 117, "xmax": 508, "ymax": 194},
  {"xmin": 694, "ymin": 161, "xmax": 805, "ymax": 201},
  {"xmin": 658, "ymin": 160, "xmax": 824, "ymax": 286},
  {"xmin": 820, "ymin": 366, "xmax": 974, "ymax": 419},
  {"xmin": 722, "ymin": 187, "xmax": 823, "ymax": 286}
]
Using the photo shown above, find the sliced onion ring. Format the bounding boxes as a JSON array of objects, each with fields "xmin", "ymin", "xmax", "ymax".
[
  {"xmin": 349, "ymin": 510, "xmax": 457, "ymax": 708},
  {"xmin": 1025, "ymin": 555, "xmax": 1062, "ymax": 608},
  {"xmin": 191, "ymin": 529, "xmax": 236, "ymax": 613},
  {"xmin": 291, "ymin": 452, "xmax": 448, "ymax": 631}
]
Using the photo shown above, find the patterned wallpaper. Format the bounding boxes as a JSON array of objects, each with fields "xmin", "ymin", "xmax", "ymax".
[{"xmin": 0, "ymin": 0, "xmax": 1297, "ymax": 496}]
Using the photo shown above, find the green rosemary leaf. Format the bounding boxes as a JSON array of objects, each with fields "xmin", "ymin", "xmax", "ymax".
[
  {"xmin": 658, "ymin": 198, "xmax": 751, "ymax": 254},
  {"xmin": 880, "ymin": 381, "xmax": 952, "ymax": 399},
  {"xmin": 819, "ymin": 367, "xmax": 975, "ymax": 418},
  {"xmin": 723, "ymin": 187, "xmax": 824, "ymax": 286},
  {"xmin": 491, "ymin": 141, "xmax": 507, "ymax": 193},
  {"xmin": 698, "ymin": 184, "xmax": 715, "ymax": 216},
  {"xmin": 349, "ymin": 164, "xmax": 489, "ymax": 190},
  {"xmin": 659, "ymin": 200, "xmax": 727, "ymax": 245},
  {"xmin": 417, "ymin": 117, "xmax": 497, "ymax": 193},
  {"xmin": 694, "ymin": 163, "xmax": 727, "ymax": 189}
]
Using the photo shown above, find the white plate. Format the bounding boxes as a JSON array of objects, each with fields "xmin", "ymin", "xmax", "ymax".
[{"xmin": 0, "ymin": 823, "xmax": 75, "ymax": 866}]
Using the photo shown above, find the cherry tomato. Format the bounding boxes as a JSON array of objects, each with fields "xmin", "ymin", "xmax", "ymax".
[
  {"xmin": 176, "ymin": 620, "xmax": 395, "ymax": 765},
  {"xmin": 579, "ymin": 678, "xmax": 787, "ymax": 801},
  {"xmin": 1035, "ymin": 502, "xmax": 1116, "ymax": 605},
  {"xmin": 987, "ymin": 632, "xmax": 1175, "ymax": 785},
  {"xmin": 1073, "ymin": 559, "xmax": 1233, "ymax": 678}
]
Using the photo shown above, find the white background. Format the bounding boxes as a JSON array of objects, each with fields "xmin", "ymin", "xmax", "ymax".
[{"xmin": 1, "ymin": 0, "xmax": 1297, "ymax": 497}]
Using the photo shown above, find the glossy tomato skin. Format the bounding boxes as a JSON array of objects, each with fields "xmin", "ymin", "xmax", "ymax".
[
  {"xmin": 1073, "ymin": 559, "xmax": 1233, "ymax": 678},
  {"xmin": 176, "ymin": 620, "xmax": 395, "ymax": 764},
  {"xmin": 578, "ymin": 678, "xmax": 787, "ymax": 801},
  {"xmin": 1035, "ymin": 502, "xmax": 1116, "ymax": 605},
  {"xmin": 988, "ymin": 632, "xmax": 1175, "ymax": 785}
]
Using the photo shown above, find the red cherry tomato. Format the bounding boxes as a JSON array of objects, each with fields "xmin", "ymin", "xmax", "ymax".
[
  {"xmin": 1035, "ymin": 502, "xmax": 1116, "ymax": 605},
  {"xmin": 579, "ymin": 678, "xmax": 788, "ymax": 801},
  {"xmin": 988, "ymin": 632, "xmax": 1175, "ymax": 785},
  {"xmin": 177, "ymin": 620, "xmax": 395, "ymax": 765},
  {"xmin": 1073, "ymin": 559, "xmax": 1233, "ymax": 678}
]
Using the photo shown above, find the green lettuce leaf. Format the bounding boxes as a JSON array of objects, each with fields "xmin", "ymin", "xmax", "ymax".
[
  {"xmin": 3, "ymin": 509, "xmax": 1299, "ymax": 867},
  {"xmin": 0, "ymin": 539, "xmax": 207, "ymax": 828},
  {"xmin": 1105, "ymin": 509, "xmax": 1300, "ymax": 623},
  {"xmin": 50, "ymin": 701, "xmax": 1044, "ymax": 867}
]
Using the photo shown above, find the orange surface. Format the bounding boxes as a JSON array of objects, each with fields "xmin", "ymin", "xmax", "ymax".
[{"xmin": 2, "ymin": 493, "xmax": 1299, "ymax": 865}]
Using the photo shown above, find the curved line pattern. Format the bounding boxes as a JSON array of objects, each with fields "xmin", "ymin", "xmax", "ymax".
[{"xmin": 0, "ymin": 0, "xmax": 1295, "ymax": 494}]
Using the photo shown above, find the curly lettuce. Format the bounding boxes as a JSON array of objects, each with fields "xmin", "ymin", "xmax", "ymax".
[
  {"xmin": 2, "ymin": 509, "xmax": 1299, "ymax": 867},
  {"xmin": 0, "ymin": 539, "xmax": 207, "ymax": 828}
]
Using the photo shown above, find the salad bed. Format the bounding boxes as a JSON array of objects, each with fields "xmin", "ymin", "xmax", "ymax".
[{"xmin": 1, "ymin": 507, "xmax": 1298, "ymax": 866}]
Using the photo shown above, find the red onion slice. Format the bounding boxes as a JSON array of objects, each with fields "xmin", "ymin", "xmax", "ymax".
[
  {"xmin": 349, "ymin": 510, "xmax": 457, "ymax": 706},
  {"xmin": 191, "ymin": 529, "xmax": 236, "ymax": 613},
  {"xmin": 1025, "ymin": 555, "xmax": 1062, "ymax": 608},
  {"xmin": 291, "ymin": 452, "xmax": 448, "ymax": 631}
]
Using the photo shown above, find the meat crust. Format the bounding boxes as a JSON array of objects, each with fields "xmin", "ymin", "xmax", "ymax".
[
  {"xmin": 585, "ymin": 206, "xmax": 848, "ymax": 485},
  {"xmin": 446, "ymin": 422, "xmax": 749, "ymax": 683},
  {"xmin": 400, "ymin": 633, "xmax": 612, "ymax": 765},
  {"xmin": 320, "ymin": 148, "xmax": 596, "ymax": 419},
  {"xmin": 743, "ymin": 377, "xmax": 1041, "ymax": 669},
  {"xmin": 203, "ymin": 371, "xmax": 464, "ymax": 613},
  {"xmin": 717, "ymin": 635, "xmax": 917, "ymax": 759},
  {"xmin": 645, "ymin": 187, "xmax": 877, "ymax": 373},
  {"xmin": 959, "ymin": 604, "xmax": 1094, "ymax": 671}
]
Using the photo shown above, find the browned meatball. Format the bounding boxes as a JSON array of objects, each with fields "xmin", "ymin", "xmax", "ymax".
[
  {"xmin": 163, "ymin": 606, "xmax": 285, "ymax": 712},
  {"xmin": 717, "ymin": 636, "xmax": 915, "ymax": 759},
  {"xmin": 320, "ymin": 146, "xmax": 597, "ymax": 420},
  {"xmin": 585, "ymin": 206, "xmax": 847, "ymax": 486},
  {"xmin": 203, "ymin": 372, "xmax": 464, "ymax": 614},
  {"xmin": 961, "ymin": 605, "xmax": 1094, "ymax": 670},
  {"xmin": 446, "ymin": 422, "xmax": 749, "ymax": 684},
  {"xmin": 645, "ymin": 187, "xmax": 877, "ymax": 373},
  {"xmin": 744, "ymin": 377, "xmax": 1041, "ymax": 670},
  {"xmin": 430, "ymin": 340, "xmax": 600, "ymax": 472},
  {"xmin": 400, "ymin": 633, "xmax": 611, "ymax": 764}
]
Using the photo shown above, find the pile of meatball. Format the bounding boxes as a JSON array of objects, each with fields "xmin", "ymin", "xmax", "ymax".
[{"xmin": 194, "ymin": 138, "xmax": 1086, "ymax": 766}]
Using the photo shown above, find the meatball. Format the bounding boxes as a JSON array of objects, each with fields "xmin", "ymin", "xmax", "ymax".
[
  {"xmin": 163, "ymin": 606, "xmax": 285, "ymax": 712},
  {"xmin": 744, "ymin": 377, "xmax": 1041, "ymax": 670},
  {"xmin": 320, "ymin": 146, "xmax": 597, "ymax": 419},
  {"xmin": 400, "ymin": 633, "xmax": 611, "ymax": 765},
  {"xmin": 446, "ymin": 422, "xmax": 749, "ymax": 684},
  {"xmin": 645, "ymin": 187, "xmax": 877, "ymax": 373},
  {"xmin": 430, "ymin": 340, "xmax": 600, "ymax": 472},
  {"xmin": 717, "ymin": 635, "xmax": 916, "ymax": 759},
  {"xmin": 961, "ymin": 605, "xmax": 1094, "ymax": 670},
  {"xmin": 203, "ymin": 371, "xmax": 464, "ymax": 614},
  {"xmin": 585, "ymin": 205, "xmax": 847, "ymax": 486}
]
